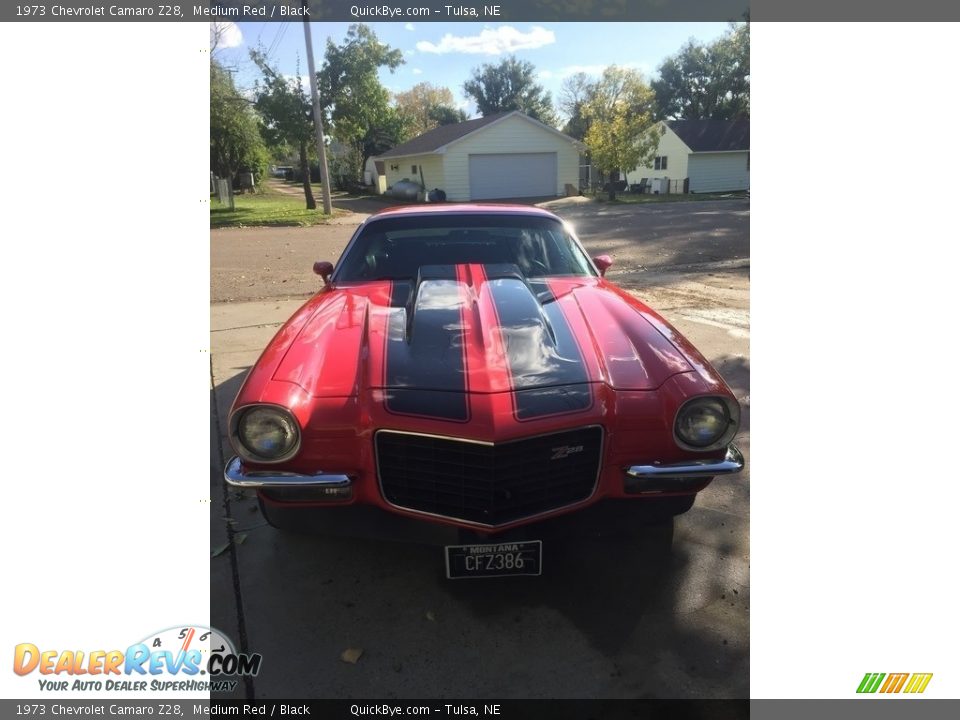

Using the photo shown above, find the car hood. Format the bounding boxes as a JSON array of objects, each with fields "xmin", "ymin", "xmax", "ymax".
[{"xmin": 272, "ymin": 264, "xmax": 692, "ymax": 401}]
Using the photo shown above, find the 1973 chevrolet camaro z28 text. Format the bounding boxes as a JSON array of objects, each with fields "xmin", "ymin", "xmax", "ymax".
[{"xmin": 224, "ymin": 204, "xmax": 743, "ymax": 578}]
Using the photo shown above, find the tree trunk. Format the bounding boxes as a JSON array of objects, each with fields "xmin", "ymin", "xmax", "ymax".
[
  {"xmin": 608, "ymin": 168, "xmax": 619, "ymax": 200},
  {"xmin": 299, "ymin": 141, "xmax": 316, "ymax": 210}
]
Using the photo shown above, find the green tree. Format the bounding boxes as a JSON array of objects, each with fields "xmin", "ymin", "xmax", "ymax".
[
  {"xmin": 559, "ymin": 71, "xmax": 596, "ymax": 140},
  {"xmin": 328, "ymin": 105, "xmax": 411, "ymax": 188},
  {"xmin": 653, "ymin": 23, "xmax": 749, "ymax": 120},
  {"xmin": 394, "ymin": 82, "xmax": 466, "ymax": 136},
  {"xmin": 318, "ymin": 24, "xmax": 405, "ymax": 181},
  {"xmin": 583, "ymin": 67, "xmax": 661, "ymax": 200},
  {"xmin": 463, "ymin": 56, "xmax": 558, "ymax": 126},
  {"xmin": 429, "ymin": 105, "xmax": 468, "ymax": 127},
  {"xmin": 210, "ymin": 61, "xmax": 267, "ymax": 189},
  {"xmin": 249, "ymin": 49, "xmax": 318, "ymax": 209}
]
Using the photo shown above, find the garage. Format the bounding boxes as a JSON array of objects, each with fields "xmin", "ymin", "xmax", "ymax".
[
  {"xmin": 375, "ymin": 111, "xmax": 582, "ymax": 202},
  {"xmin": 468, "ymin": 152, "xmax": 558, "ymax": 200}
]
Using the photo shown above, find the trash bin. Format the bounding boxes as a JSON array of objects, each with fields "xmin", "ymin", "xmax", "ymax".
[
  {"xmin": 650, "ymin": 177, "xmax": 669, "ymax": 194},
  {"xmin": 237, "ymin": 172, "xmax": 255, "ymax": 192}
]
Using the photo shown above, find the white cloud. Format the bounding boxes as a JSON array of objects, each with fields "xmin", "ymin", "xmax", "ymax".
[
  {"xmin": 405, "ymin": 23, "xmax": 415, "ymax": 31},
  {"xmin": 404, "ymin": 49, "xmax": 416, "ymax": 57},
  {"xmin": 416, "ymin": 26, "xmax": 555, "ymax": 56},
  {"xmin": 210, "ymin": 21, "xmax": 242, "ymax": 50},
  {"xmin": 538, "ymin": 70, "xmax": 554, "ymax": 80},
  {"xmin": 412, "ymin": 68, "xmax": 423, "ymax": 75}
]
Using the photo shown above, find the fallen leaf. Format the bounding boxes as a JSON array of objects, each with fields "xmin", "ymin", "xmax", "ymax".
[
  {"xmin": 235, "ymin": 533, "xmax": 247, "ymax": 545},
  {"xmin": 211, "ymin": 543, "xmax": 230, "ymax": 559},
  {"xmin": 425, "ymin": 612, "xmax": 435, "ymax": 622},
  {"xmin": 341, "ymin": 648, "xmax": 363, "ymax": 664}
]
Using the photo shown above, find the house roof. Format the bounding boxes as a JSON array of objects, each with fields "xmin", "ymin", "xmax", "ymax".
[
  {"xmin": 377, "ymin": 112, "xmax": 513, "ymax": 158},
  {"xmin": 668, "ymin": 119, "xmax": 749, "ymax": 153},
  {"xmin": 376, "ymin": 110, "xmax": 581, "ymax": 159}
]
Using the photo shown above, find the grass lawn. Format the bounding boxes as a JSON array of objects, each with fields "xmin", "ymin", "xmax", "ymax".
[
  {"xmin": 210, "ymin": 187, "xmax": 341, "ymax": 228},
  {"xmin": 592, "ymin": 190, "xmax": 748, "ymax": 205}
]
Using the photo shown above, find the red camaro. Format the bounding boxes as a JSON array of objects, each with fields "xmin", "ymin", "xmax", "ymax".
[{"xmin": 225, "ymin": 204, "xmax": 743, "ymax": 578}]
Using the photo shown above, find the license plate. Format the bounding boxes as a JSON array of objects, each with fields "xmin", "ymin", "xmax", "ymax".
[{"xmin": 444, "ymin": 540, "xmax": 542, "ymax": 579}]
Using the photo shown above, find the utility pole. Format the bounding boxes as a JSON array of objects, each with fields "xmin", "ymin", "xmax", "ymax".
[{"xmin": 301, "ymin": 2, "xmax": 333, "ymax": 215}]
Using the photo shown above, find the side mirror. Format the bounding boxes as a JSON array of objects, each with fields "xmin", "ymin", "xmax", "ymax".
[
  {"xmin": 313, "ymin": 261, "xmax": 334, "ymax": 286},
  {"xmin": 593, "ymin": 255, "xmax": 614, "ymax": 277}
]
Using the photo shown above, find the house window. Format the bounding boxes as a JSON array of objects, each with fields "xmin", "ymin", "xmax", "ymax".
[
  {"xmin": 411, "ymin": 164, "xmax": 418, "ymax": 174},
  {"xmin": 654, "ymin": 156, "xmax": 668, "ymax": 170}
]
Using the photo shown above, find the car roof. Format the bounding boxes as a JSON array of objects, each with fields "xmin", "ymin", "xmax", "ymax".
[{"xmin": 370, "ymin": 203, "xmax": 560, "ymax": 220}]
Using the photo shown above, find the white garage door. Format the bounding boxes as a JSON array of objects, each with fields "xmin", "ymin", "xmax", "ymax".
[{"xmin": 468, "ymin": 152, "xmax": 557, "ymax": 200}]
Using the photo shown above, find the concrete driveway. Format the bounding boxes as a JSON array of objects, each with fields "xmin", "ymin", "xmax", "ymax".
[{"xmin": 210, "ymin": 198, "xmax": 750, "ymax": 699}]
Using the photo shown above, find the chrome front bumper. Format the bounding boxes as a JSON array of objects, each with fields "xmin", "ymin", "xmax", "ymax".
[
  {"xmin": 624, "ymin": 444, "xmax": 744, "ymax": 494},
  {"xmin": 626, "ymin": 444, "xmax": 744, "ymax": 479},
  {"xmin": 223, "ymin": 456, "xmax": 352, "ymax": 490},
  {"xmin": 225, "ymin": 442, "xmax": 743, "ymax": 497}
]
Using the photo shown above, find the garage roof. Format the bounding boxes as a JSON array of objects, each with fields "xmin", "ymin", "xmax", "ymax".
[
  {"xmin": 377, "ymin": 111, "xmax": 581, "ymax": 159},
  {"xmin": 669, "ymin": 119, "xmax": 750, "ymax": 152},
  {"xmin": 377, "ymin": 112, "xmax": 513, "ymax": 158}
]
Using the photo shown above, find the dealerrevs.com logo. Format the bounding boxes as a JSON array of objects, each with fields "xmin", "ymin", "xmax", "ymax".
[
  {"xmin": 13, "ymin": 625, "xmax": 261, "ymax": 693},
  {"xmin": 857, "ymin": 673, "xmax": 933, "ymax": 694}
]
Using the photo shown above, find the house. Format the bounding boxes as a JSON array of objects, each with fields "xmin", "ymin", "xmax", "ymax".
[
  {"xmin": 626, "ymin": 119, "xmax": 749, "ymax": 193},
  {"xmin": 375, "ymin": 111, "xmax": 583, "ymax": 201}
]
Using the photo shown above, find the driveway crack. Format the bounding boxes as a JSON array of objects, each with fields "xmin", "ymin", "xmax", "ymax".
[{"xmin": 210, "ymin": 356, "xmax": 256, "ymax": 700}]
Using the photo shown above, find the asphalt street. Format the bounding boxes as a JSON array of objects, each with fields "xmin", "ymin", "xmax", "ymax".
[{"xmin": 210, "ymin": 197, "xmax": 750, "ymax": 699}]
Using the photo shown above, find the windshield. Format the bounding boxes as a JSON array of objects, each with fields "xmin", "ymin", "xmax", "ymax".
[{"xmin": 334, "ymin": 214, "xmax": 597, "ymax": 282}]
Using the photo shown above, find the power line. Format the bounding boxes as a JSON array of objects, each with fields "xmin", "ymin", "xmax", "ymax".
[{"xmin": 266, "ymin": 21, "xmax": 288, "ymax": 59}]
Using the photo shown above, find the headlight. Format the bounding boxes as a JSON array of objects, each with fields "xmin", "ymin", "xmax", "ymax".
[
  {"xmin": 233, "ymin": 406, "xmax": 300, "ymax": 463},
  {"xmin": 674, "ymin": 397, "xmax": 739, "ymax": 451}
]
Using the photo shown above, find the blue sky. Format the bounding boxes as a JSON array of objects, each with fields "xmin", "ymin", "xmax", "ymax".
[{"xmin": 215, "ymin": 21, "xmax": 733, "ymax": 119}]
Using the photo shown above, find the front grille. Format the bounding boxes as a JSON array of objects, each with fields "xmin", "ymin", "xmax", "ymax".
[{"xmin": 376, "ymin": 426, "xmax": 603, "ymax": 526}]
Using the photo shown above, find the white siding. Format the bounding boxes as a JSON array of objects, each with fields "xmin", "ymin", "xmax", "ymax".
[
  {"xmin": 382, "ymin": 154, "xmax": 445, "ymax": 196},
  {"xmin": 442, "ymin": 114, "xmax": 579, "ymax": 201},
  {"xmin": 624, "ymin": 124, "xmax": 691, "ymax": 186},
  {"xmin": 687, "ymin": 152, "xmax": 750, "ymax": 193}
]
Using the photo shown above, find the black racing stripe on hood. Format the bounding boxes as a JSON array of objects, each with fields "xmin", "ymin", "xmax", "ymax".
[
  {"xmin": 383, "ymin": 267, "xmax": 469, "ymax": 422},
  {"xmin": 488, "ymin": 274, "xmax": 592, "ymax": 420},
  {"xmin": 390, "ymin": 280, "xmax": 411, "ymax": 309}
]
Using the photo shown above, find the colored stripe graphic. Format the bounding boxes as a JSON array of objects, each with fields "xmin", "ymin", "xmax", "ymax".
[
  {"xmin": 856, "ymin": 673, "xmax": 885, "ymax": 693},
  {"xmin": 857, "ymin": 672, "xmax": 932, "ymax": 694},
  {"xmin": 880, "ymin": 673, "xmax": 908, "ymax": 693},
  {"xmin": 903, "ymin": 674, "xmax": 933, "ymax": 694}
]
